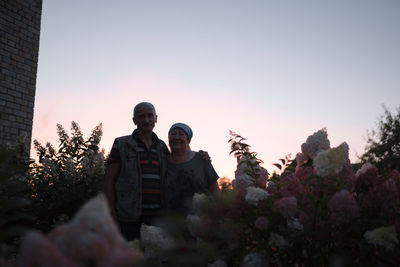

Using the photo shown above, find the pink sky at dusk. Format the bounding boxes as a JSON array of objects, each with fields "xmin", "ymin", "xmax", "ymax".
[
  {"xmin": 32, "ymin": 69, "xmax": 371, "ymax": 179},
  {"xmin": 32, "ymin": 1, "xmax": 400, "ymax": 179}
]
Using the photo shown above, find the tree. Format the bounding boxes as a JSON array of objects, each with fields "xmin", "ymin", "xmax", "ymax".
[
  {"xmin": 360, "ymin": 106, "xmax": 400, "ymax": 174},
  {"xmin": 29, "ymin": 122, "xmax": 106, "ymax": 232}
]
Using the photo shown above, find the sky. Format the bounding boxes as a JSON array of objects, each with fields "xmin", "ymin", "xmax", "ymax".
[{"xmin": 32, "ymin": 0, "xmax": 400, "ymax": 179}]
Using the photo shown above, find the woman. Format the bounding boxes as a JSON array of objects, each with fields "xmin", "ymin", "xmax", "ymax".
[{"xmin": 166, "ymin": 123, "xmax": 220, "ymax": 214}]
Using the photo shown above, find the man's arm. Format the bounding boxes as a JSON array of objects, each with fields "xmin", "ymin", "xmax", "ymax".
[{"xmin": 104, "ymin": 162, "xmax": 121, "ymax": 222}]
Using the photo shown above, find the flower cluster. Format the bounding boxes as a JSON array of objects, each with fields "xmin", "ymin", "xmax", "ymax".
[
  {"xmin": 176, "ymin": 129, "xmax": 400, "ymax": 266},
  {"xmin": 14, "ymin": 195, "xmax": 144, "ymax": 267}
]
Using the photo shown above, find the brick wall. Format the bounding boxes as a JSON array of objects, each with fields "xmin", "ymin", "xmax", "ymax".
[{"xmin": 0, "ymin": 0, "xmax": 42, "ymax": 151}]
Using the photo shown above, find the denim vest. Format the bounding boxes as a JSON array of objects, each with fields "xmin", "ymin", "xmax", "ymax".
[{"xmin": 114, "ymin": 133, "xmax": 168, "ymax": 222}]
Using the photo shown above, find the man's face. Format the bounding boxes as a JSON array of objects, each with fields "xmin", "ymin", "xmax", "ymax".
[{"xmin": 133, "ymin": 106, "xmax": 157, "ymax": 132}]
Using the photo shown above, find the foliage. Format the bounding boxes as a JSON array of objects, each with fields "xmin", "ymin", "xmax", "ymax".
[
  {"xmin": 28, "ymin": 121, "xmax": 106, "ymax": 232},
  {"xmin": 360, "ymin": 106, "xmax": 400, "ymax": 174},
  {"xmin": 2, "ymin": 126, "xmax": 400, "ymax": 266},
  {"xmin": 0, "ymin": 133, "xmax": 34, "ymax": 259}
]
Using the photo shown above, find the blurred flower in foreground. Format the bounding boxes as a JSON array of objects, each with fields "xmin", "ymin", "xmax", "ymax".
[
  {"xmin": 17, "ymin": 195, "xmax": 144, "ymax": 267},
  {"xmin": 364, "ymin": 226, "xmax": 399, "ymax": 251}
]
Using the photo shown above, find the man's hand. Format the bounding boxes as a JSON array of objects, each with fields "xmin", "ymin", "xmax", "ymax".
[{"xmin": 199, "ymin": 150, "xmax": 211, "ymax": 161}]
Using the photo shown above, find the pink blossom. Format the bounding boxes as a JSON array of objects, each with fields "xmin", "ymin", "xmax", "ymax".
[
  {"xmin": 380, "ymin": 178, "xmax": 400, "ymax": 216},
  {"xmin": 277, "ymin": 173, "xmax": 305, "ymax": 200},
  {"xmin": 336, "ymin": 161, "xmax": 355, "ymax": 191},
  {"xmin": 296, "ymin": 152, "xmax": 309, "ymax": 166},
  {"xmin": 266, "ymin": 181, "xmax": 278, "ymax": 196},
  {"xmin": 387, "ymin": 169, "xmax": 400, "ymax": 188},
  {"xmin": 328, "ymin": 190, "xmax": 360, "ymax": 224},
  {"xmin": 295, "ymin": 165, "xmax": 314, "ymax": 182},
  {"xmin": 354, "ymin": 163, "xmax": 380, "ymax": 192},
  {"xmin": 273, "ymin": 197, "xmax": 298, "ymax": 218},
  {"xmin": 17, "ymin": 231, "xmax": 74, "ymax": 267},
  {"xmin": 254, "ymin": 216, "xmax": 269, "ymax": 230},
  {"xmin": 301, "ymin": 128, "xmax": 330, "ymax": 160},
  {"xmin": 98, "ymin": 249, "xmax": 145, "ymax": 267},
  {"xmin": 363, "ymin": 178, "xmax": 400, "ymax": 216}
]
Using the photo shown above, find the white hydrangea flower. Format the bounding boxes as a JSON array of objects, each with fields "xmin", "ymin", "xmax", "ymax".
[
  {"xmin": 268, "ymin": 232, "xmax": 288, "ymax": 248},
  {"xmin": 313, "ymin": 142, "xmax": 349, "ymax": 177},
  {"xmin": 240, "ymin": 252, "xmax": 269, "ymax": 267},
  {"xmin": 301, "ymin": 128, "xmax": 331, "ymax": 159},
  {"xmin": 208, "ymin": 259, "xmax": 228, "ymax": 267},
  {"xmin": 191, "ymin": 193, "xmax": 211, "ymax": 214},
  {"xmin": 364, "ymin": 226, "xmax": 399, "ymax": 251},
  {"xmin": 140, "ymin": 224, "xmax": 177, "ymax": 252},
  {"xmin": 287, "ymin": 218, "xmax": 304, "ymax": 231},
  {"xmin": 355, "ymin": 162, "xmax": 374, "ymax": 177},
  {"xmin": 233, "ymin": 174, "xmax": 256, "ymax": 190},
  {"xmin": 245, "ymin": 186, "xmax": 269, "ymax": 206}
]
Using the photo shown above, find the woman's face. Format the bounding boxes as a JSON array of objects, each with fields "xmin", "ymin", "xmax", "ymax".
[{"xmin": 168, "ymin": 128, "xmax": 190, "ymax": 151}]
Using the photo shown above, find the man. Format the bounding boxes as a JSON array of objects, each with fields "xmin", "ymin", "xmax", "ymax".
[{"xmin": 105, "ymin": 102, "xmax": 169, "ymax": 241}]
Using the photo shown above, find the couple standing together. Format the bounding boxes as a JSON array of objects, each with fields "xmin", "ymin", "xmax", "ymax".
[{"xmin": 105, "ymin": 102, "xmax": 220, "ymax": 241}]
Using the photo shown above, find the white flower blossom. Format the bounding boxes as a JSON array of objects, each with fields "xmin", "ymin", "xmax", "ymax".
[
  {"xmin": 233, "ymin": 174, "xmax": 255, "ymax": 190},
  {"xmin": 287, "ymin": 218, "xmax": 304, "ymax": 231},
  {"xmin": 313, "ymin": 142, "xmax": 349, "ymax": 177},
  {"xmin": 192, "ymin": 193, "xmax": 211, "ymax": 214},
  {"xmin": 240, "ymin": 252, "xmax": 269, "ymax": 267},
  {"xmin": 245, "ymin": 186, "xmax": 269, "ymax": 206},
  {"xmin": 140, "ymin": 224, "xmax": 177, "ymax": 253},
  {"xmin": 268, "ymin": 232, "xmax": 288, "ymax": 248},
  {"xmin": 208, "ymin": 259, "xmax": 228, "ymax": 267},
  {"xmin": 364, "ymin": 226, "xmax": 399, "ymax": 251}
]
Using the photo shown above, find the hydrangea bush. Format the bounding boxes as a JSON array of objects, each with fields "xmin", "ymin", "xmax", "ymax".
[
  {"xmin": 143, "ymin": 129, "xmax": 400, "ymax": 266},
  {"xmin": 1, "ymin": 128, "xmax": 399, "ymax": 266}
]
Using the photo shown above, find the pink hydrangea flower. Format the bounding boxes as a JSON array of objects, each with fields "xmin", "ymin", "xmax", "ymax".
[
  {"xmin": 354, "ymin": 163, "xmax": 380, "ymax": 191},
  {"xmin": 273, "ymin": 196, "xmax": 298, "ymax": 218},
  {"xmin": 295, "ymin": 165, "xmax": 314, "ymax": 182},
  {"xmin": 254, "ymin": 216, "xmax": 269, "ymax": 230},
  {"xmin": 301, "ymin": 128, "xmax": 330, "ymax": 160},
  {"xmin": 296, "ymin": 152, "xmax": 309, "ymax": 166},
  {"xmin": 17, "ymin": 231, "xmax": 74, "ymax": 267},
  {"xmin": 277, "ymin": 173, "xmax": 305, "ymax": 200},
  {"xmin": 363, "ymin": 178, "xmax": 400, "ymax": 216},
  {"xmin": 380, "ymin": 178, "xmax": 400, "ymax": 216},
  {"xmin": 336, "ymin": 161, "xmax": 355, "ymax": 191},
  {"xmin": 387, "ymin": 169, "xmax": 400, "ymax": 188},
  {"xmin": 328, "ymin": 189, "xmax": 360, "ymax": 224}
]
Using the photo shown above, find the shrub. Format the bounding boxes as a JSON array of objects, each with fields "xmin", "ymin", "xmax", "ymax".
[{"xmin": 28, "ymin": 122, "xmax": 106, "ymax": 232}]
